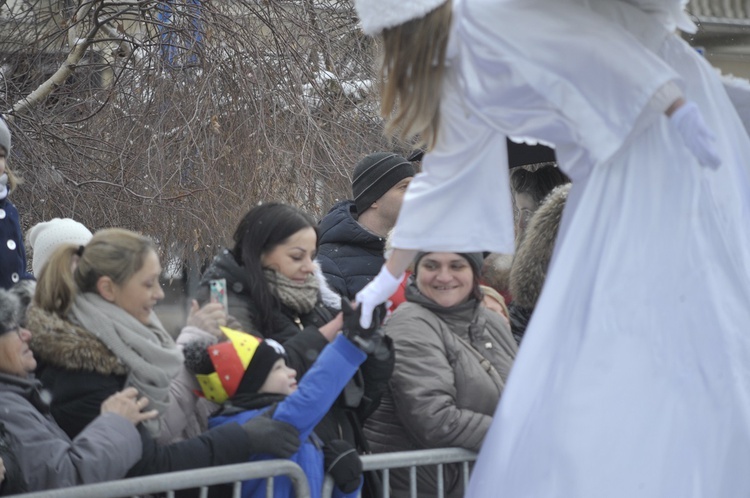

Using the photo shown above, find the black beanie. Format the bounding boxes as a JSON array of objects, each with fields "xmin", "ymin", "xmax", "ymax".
[
  {"xmin": 352, "ymin": 152, "xmax": 415, "ymax": 214},
  {"xmin": 236, "ymin": 340, "xmax": 287, "ymax": 394},
  {"xmin": 184, "ymin": 328, "xmax": 287, "ymax": 403},
  {"xmin": 414, "ymin": 252, "xmax": 484, "ymax": 277}
]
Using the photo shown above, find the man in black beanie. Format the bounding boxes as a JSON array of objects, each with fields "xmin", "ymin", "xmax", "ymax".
[{"xmin": 318, "ymin": 152, "xmax": 415, "ymax": 299}]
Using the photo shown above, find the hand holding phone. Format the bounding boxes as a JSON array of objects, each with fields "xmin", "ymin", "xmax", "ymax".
[{"xmin": 209, "ymin": 278, "xmax": 228, "ymax": 312}]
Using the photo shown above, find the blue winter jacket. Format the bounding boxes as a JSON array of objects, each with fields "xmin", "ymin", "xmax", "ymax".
[{"xmin": 209, "ymin": 335, "xmax": 367, "ymax": 498}]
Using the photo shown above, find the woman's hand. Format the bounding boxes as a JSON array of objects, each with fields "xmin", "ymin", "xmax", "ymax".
[
  {"xmin": 0, "ymin": 456, "xmax": 5, "ymax": 485},
  {"xmin": 101, "ymin": 387, "xmax": 159, "ymax": 426},
  {"xmin": 186, "ymin": 300, "xmax": 227, "ymax": 338},
  {"xmin": 319, "ymin": 312, "xmax": 344, "ymax": 342}
]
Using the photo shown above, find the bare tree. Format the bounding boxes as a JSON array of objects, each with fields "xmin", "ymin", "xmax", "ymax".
[{"xmin": 1, "ymin": 0, "xmax": 403, "ymax": 268}]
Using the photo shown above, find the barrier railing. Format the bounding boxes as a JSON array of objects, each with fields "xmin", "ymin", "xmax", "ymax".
[
  {"xmin": 15, "ymin": 459, "xmax": 311, "ymax": 498},
  {"xmin": 323, "ymin": 448, "xmax": 477, "ymax": 498},
  {"xmin": 14, "ymin": 448, "xmax": 477, "ymax": 498}
]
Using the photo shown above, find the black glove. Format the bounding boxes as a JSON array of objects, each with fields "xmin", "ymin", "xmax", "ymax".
[
  {"xmin": 341, "ymin": 298, "xmax": 385, "ymax": 354},
  {"xmin": 323, "ymin": 439, "xmax": 362, "ymax": 494},
  {"xmin": 241, "ymin": 415, "xmax": 300, "ymax": 458}
]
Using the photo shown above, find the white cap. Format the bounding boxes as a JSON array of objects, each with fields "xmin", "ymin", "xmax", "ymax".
[
  {"xmin": 26, "ymin": 218, "xmax": 93, "ymax": 275},
  {"xmin": 353, "ymin": 0, "xmax": 447, "ymax": 35}
]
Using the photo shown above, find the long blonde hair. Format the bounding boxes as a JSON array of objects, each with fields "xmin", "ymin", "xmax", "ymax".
[
  {"xmin": 379, "ymin": 1, "xmax": 452, "ymax": 149},
  {"xmin": 35, "ymin": 228, "xmax": 156, "ymax": 315}
]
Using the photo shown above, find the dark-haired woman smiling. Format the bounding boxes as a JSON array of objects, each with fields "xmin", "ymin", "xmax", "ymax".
[{"xmin": 197, "ymin": 202, "xmax": 394, "ymax": 497}]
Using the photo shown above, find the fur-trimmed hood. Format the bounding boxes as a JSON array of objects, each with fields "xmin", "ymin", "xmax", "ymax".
[
  {"xmin": 27, "ymin": 306, "xmax": 128, "ymax": 376},
  {"xmin": 510, "ymin": 184, "xmax": 570, "ymax": 309}
]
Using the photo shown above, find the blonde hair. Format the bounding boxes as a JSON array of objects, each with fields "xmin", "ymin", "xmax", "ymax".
[
  {"xmin": 35, "ymin": 228, "xmax": 156, "ymax": 315},
  {"xmin": 379, "ymin": 1, "xmax": 452, "ymax": 149},
  {"xmin": 5, "ymin": 166, "xmax": 22, "ymax": 191}
]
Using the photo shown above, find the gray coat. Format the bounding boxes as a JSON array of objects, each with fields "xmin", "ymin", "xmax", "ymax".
[
  {"xmin": 364, "ymin": 284, "xmax": 517, "ymax": 498},
  {"xmin": 0, "ymin": 373, "xmax": 142, "ymax": 492}
]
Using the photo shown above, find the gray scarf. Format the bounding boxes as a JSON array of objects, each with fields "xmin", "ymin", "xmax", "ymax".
[
  {"xmin": 69, "ymin": 292, "xmax": 184, "ymax": 437},
  {"xmin": 264, "ymin": 269, "xmax": 319, "ymax": 314}
]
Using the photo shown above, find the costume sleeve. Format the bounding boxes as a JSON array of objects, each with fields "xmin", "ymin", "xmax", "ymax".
[
  {"xmin": 273, "ymin": 336, "xmax": 367, "ymax": 440},
  {"xmin": 385, "ymin": 311, "xmax": 492, "ymax": 452},
  {"xmin": 392, "ymin": 0, "xmax": 683, "ymax": 254},
  {"xmin": 391, "ymin": 85, "xmax": 515, "ymax": 254}
]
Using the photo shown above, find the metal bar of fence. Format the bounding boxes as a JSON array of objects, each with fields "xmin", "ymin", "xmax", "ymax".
[
  {"xmin": 15, "ymin": 459, "xmax": 311, "ymax": 498},
  {"xmin": 364, "ymin": 448, "xmax": 477, "ymax": 498},
  {"xmin": 322, "ymin": 448, "xmax": 477, "ymax": 498},
  {"xmin": 15, "ymin": 448, "xmax": 475, "ymax": 498},
  {"xmin": 361, "ymin": 448, "xmax": 477, "ymax": 471}
]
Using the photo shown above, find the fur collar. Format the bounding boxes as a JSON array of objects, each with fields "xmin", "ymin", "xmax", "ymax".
[
  {"xmin": 510, "ymin": 184, "xmax": 570, "ymax": 309},
  {"xmin": 27, "ymin": 306, "xmax": 128, "ymax": 376}
]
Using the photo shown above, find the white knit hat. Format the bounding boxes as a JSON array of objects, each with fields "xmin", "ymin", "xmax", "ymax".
[
  {"xmin": 26, "ymin": 218, "xmax": 93, "ymax": 276},
  {"xmin": 0, "ymin": 119, "xmax": 10, "ymax": 155},
  {"xmin": 353, "ymin": 0, "xmax": 448, "ymax": 35}
]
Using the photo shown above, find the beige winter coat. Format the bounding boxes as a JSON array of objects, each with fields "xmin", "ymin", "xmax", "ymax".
[{"xmin": 364, "ymin": 284, "xmax": 517, "ymax": 498}]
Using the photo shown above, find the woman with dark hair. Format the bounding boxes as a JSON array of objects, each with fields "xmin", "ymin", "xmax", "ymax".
[
  {"xmin": 197, "ymin": 202, "xmax": 395, "ymax": 497},
  {"xmin": 364, "ymin": 252, "xmax": 516, "ymax": 498},
  {"xmin": 198, "ymin": 203, "xmax": 343, "ymax": 367}
]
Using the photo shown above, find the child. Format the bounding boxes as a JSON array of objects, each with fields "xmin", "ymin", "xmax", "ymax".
[
  {"xmin": 0, "ymin": 119, "xmax": 33, "ymax": 290},
  {"xmin": 185, "ymin": 310, "xmax": 379, "ymax": 498}
]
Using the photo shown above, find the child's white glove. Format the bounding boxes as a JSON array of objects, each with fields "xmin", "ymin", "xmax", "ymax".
[
  {"xmin": 355, "ymin": 266, "xmax": 403, "ymax": 328},
  {"xmin": 669, "ymin": 101, "xmax": 721, "ymax": 169}
]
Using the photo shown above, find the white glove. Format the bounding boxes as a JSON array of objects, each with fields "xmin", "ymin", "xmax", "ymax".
[
  {"xmin": 355, "ymin": 266, "xmax": 404, "ymax": 328},
  {"xmin": 669, "ymin": 101, "xmax": 721, "ymax": 170}
]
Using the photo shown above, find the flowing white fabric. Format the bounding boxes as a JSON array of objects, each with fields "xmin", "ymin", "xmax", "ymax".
[
  {"xmin": 466, "ymin": 1, "xmax": 750, "ymax": 497},
  {"xmin": 391, "ymin": 0, "xmax": 681, "ymax": 254}
]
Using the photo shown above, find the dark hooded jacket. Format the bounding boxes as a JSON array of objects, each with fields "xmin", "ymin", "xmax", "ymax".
[
  {"xmin": 508, "ymin": 183, "xmax": 570, "ymax": 343},
  {"xmin": 317, "ymin": 201, "xmax": 386, "ymax": 300}
]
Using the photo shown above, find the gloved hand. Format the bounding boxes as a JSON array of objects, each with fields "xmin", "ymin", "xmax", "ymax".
[
  {"xmin": 242, "ymin": 415, "xmax": 300, "ymax": 458},
  {"xmin": 323, "ymin": 439, "xmax": 363, "ymax": 494},
  {"xmin": 355, "ymin": 266, "xmax": 403, "ymax": 328},
  {"xmin": 669, "ymin": 101, "xmax": 721, "ymax": 169},
  {"xmin": 342, "ymin": 298, "xmax": 385, "ymax": 354}
]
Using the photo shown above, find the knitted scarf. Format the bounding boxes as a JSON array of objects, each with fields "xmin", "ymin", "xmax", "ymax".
[
  {"xmin": 69, "ymin": 292, "xmax": 184, "ymax": 437},
  {"xmin": 264, "ymin": 269, "xmax": 319, "ymax": 314}
]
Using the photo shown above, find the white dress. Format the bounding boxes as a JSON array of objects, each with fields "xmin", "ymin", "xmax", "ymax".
[{"xmin": 386, "ymin": 0, "xmax": 750, "ymax": 496}]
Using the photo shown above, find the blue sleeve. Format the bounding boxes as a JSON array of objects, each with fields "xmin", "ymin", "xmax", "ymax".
[{"xmin": 273, "ymin": 336, "xmax": 366, "ymax": 440}]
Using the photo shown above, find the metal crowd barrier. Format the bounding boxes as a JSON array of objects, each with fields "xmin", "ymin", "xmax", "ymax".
[
  {"xmin": 15, "ymin": 459, "xmax": 311, "ymax": 498},
  {"xmin": 323, "ymin": 448, "xmax": 478, "ymax": 498},
  {"xmin": 14, "ymin": 448, "xmax": 477, "ymax": 498}
]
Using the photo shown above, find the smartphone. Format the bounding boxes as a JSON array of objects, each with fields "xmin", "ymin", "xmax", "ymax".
[{"xmin": 209, "ymin": 278, "xmax": 228, "ymax": 312}]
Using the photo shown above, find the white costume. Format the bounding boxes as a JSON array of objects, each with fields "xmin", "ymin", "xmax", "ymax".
[
  {"xmin": 391, "ymin": 0, "xmax": 685, "ymax": 253},
  {"xmin": 460, "ymin": 1, "xmax": 750, "ymax": 497}
]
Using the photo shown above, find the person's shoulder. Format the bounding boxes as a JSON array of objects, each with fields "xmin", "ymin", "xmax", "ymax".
[
  {"xmin": 385, "ymin": 303, "xmax": 441, "ymax": 335},
  {"xmin": 318, "ymin": 201, "xmax": 370, "ymax": 245}
]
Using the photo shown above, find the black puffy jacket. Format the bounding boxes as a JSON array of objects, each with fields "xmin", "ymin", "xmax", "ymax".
[{"xmin": 317, "ymin": 201, "xmax": 386, "ymax": 300}]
